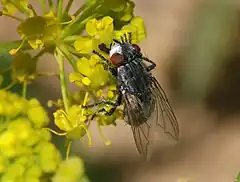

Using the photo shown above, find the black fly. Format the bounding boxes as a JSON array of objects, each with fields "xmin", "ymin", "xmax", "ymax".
[{"xmin": 84, "ymin": 33, "xmax": 179, "ymax": 159}]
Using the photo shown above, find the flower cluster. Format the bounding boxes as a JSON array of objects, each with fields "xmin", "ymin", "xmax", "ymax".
[
  {"xmin": 0, "ymin": 0, "xmax": 147, "ymax": 164},
  {"xmin": 0, "ymin": 89, "xmax": 88, "ymax": 182}
]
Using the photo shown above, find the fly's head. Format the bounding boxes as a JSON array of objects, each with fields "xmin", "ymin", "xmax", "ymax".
[{"xmin": 98, "ymin": 35, "xmax": 142, "ymax": 67}]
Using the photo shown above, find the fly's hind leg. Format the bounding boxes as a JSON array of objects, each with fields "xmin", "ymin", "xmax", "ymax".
[
  {"xmin": 84, "ymin": 93, "xmax": 123, "ymax": 120},
  {"xmin": 143, "ymin": 57, "xmax": 156, "ymax": 72}
]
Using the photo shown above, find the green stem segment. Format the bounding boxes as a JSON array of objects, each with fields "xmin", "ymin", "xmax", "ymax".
[
  {"xmin": 22, "ymin": 80, "xmax": 27, "ymax": 98},
  {"xmin": 10, "ymin": 0, "xmax": 29, "ymax": 15},
  {"xmin": 62, "ymin": 2, "xmax": 102, "ymax": 37},
  {"xmin": 48, "ymin": 0, "xmax": 54, "ymax": 11},
  {"xmin": 73, "ymin": 4, "xmax": 86, "ymax": 17},
  {"xmin": 39, "ymin": 0, "xmax": 46, "ymax": 13},
  {"xmin": 64, "ymin": 0, "xmax": 74, "ymax": 16},
  {"xmin": 55, "ymin": 48, "xmax": 69, "ymax": 113},
  {"xmin": 57, "ymin": 0, "xmax": 63, "ymax": 20},
  {"xmin": 57, "ymin": 44, "xmax": 77, "ymax": 71},
  {"xmin": 66, "ymin": 140, "xmax": 72, "ymax": 160}
]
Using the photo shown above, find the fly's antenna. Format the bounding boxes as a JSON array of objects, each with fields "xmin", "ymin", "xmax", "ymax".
[{"xmin": 92, "ymin": 50, "xmax": 108, "ymax": 62}]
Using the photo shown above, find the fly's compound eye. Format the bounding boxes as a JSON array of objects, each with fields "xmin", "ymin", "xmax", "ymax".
[
  {"xmin": 132, "ymin": 44, "xmax": 141, "ymax": 52},
  {"xmin": 110, "ymin": 53, "xmax": 124, "ymax": 65}
]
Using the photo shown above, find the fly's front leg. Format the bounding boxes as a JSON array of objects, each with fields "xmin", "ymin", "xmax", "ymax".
[
  {"xmin": 92, "ymin": 50, "xmax": 117, "ymax": 76},
  {"xmin": 143, "ymin": 57, "xmax": 156, "ymax": 72},
  {"xmin": 90, "ymin": 93, "xmax": 122, "ymax": 120}
]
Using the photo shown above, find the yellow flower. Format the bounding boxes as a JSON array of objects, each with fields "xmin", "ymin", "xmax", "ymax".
[
  {"xmin": 12, "ymin": 51, "xmax": 37, "ymax": 83},
  {"xmin": 69, "ymin": 55, "xmax": 109, "ymax": 89},
  {"xmin": 52, "ymin": 157, "xmax": 85, "ymax": 182},
  {"xmin": 74, "ymin": 16, "xmax": 114, "ymax": 54},
  {"xmin": 8, "ymin": 119, "xmax": 33, "ymax": 142},
  {"xmin": 27, "ymin": 98, "xmax": 50, "ymax": 128},
  {"xmin": 0, "ymin": 131, "xmax": 16, "ymax": 148},
  {"xmin": 86, "ymin": 16, "xmax": 114, "ymax": 43},
  {"xmin": 17, "ymin": 11, "xmax": 61, "ymax": 50},
  {"xmin": 114, "ymin": 16, "xmax": 146, "ymax": 44},
  {"xmin": 1, "ymin": 0, "xmax": 28, "ymax": 14},
  {"xmin": 39, "ymin": 143, "xmax": 61, "ymax": 173},
  {"xmin": 53, "ymin": 106, "xmax": 92, "ymax": 142},
  {"xmin": 74, "ymin": 37, "xmax": 96, "ymax": 54}
]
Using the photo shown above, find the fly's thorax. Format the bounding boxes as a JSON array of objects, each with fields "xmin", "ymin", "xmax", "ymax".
[
  {"xmin": 116, "ymin": 59, "xmax": 152, "ymax": 95},
  {"xmin": 121, "ymin": 43, "xmax": 139, "ymax": 62}
]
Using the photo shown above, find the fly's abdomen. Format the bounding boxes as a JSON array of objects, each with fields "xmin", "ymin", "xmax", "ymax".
[
  {"xmin": 123, "ymin": 91, "xmax": 154, "ymax": 126},
  {"xmin": 117, "ymin": 59, "xmax": 154, "ymax": 126}
]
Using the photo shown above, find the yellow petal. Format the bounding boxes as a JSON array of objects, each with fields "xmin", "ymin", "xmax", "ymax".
[
  {"xmin": 86, "ymin": 18, "xmax": 98, "ymax": 36},
  {"xmin": 82, "ymin": 77, "xmax": 91, "ymax": 86},
  {"xmin": 74, "ymin": 37, "xmax": 94, "ymax": 54},
  {"xmin": 69, "ymin": 72, "xmax": 83, "ymax": 83}
]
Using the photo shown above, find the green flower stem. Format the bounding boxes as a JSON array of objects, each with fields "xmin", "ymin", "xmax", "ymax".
[
  {"xmin": 48, "ymin": 0, "xmax": 54, "ymax": 11},
  {"xmin": 10, "ymin": 0, "xmax": 29, "ymax": 15},
  {"xmin": 0, "ymin": 40, "xmax": 30, "ymax": 53},
  {"xmin": 57, "ymin": 0, "xmax": 63, "ymax": 20},
  {"xmin": 44, "ymin": 128, "xmax": 67, "ymax": 136},
  {"xmin": 66, "ymin": 140, "xmax": 72, "ymax": 160},
  {"xmin": 62, "ymin": 3, "xmax": 102, "ymax": 37},
  {"xmin": 3, "ymin": 80, "xmax": 17, "ymax": 90},
  {"xmin": 55, "ymin": 48, "xmax": 69, "ymax": 113},
  {"xmin": 39, "ymin": 0, "xmax": 47, "ymax": 13},
  {"xmin": 81, "ymin": 92, "xmax": 89, "ymax": 118},
  {"xmin": 57, "ymin": 44, "xmax": 77, "ymax": 71},
  {"xmin": 22, "ymin": 80, "xmax": 27, "ymax": 98},
  {"xmin": 63, "ymin": 44, "xmax": 84, "ymax": 57},
  {"xmin": 63, "ymin": 35, "xmax": 83, "ymax": 42},
  {"xmin": 63, "ymin": 0, "xmax": 74, "ymax": 16},
  {"xmin": 73, "ymin": 4, "xmax": 87, "ymax": 17},
  {"xmin": 62, "ymin": 16, "xmax": 94, "ymax": 38},
  {"xmin": 1, "ymin": 12, "xmax": 24, "ymax": 22}
]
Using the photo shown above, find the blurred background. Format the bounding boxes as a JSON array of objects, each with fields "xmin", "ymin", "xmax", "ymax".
[{"xmin": 1, "ymin": 0, "xmax": 240, "ymax": 181}]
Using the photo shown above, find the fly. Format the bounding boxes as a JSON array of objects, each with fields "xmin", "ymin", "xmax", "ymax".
[{"xmin": 84, "ymin": 33, "xmax": 179, "ymax": 159}]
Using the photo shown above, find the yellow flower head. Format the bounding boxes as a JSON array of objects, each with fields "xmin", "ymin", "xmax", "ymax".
[
  {"xmin": 115, "ymin": 16, "xmax": 146, "ymax": 44},
  {"xmin": 74, "ymin": 16, "xmax": 114, "ymax": 54},
  {"xmin": 1, "ymin": 0, "xmax": 28, "ymax": 15},
  {"xmin": 17, "ymin": 11, "xmax": 61, "ymax": 50},
  {"xmin": 69, "ymin": 55, "xmax": 109, "ymax": 89}
]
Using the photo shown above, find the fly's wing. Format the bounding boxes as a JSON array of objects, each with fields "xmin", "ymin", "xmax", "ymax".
[
  {"xmin": 123, "ymin": 94, "xmax": 152, "ymax": 158},
  {"xmin": 151, "ymin": 77, "xmax": 179, "ymax": 140}
]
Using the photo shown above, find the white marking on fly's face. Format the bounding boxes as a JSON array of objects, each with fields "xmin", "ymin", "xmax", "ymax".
[{"xmin": 109, "ymin": 43, "xmax": 122, "ymax": 57}]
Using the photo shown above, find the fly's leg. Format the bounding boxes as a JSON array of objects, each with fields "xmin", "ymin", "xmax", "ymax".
[
  {"xmin": 90, "ymin": 93, "xmax": 122, "ymax": 120},
  {"xmin": 143, "ymin": 57, "xmax": 156, "ymax": 72},
  {"xmin": 92, "ymin": 50, "xmax": 117, "ymax": 76},
  {"xmin": 92, "ymin": 50, "xmax": 111, "ymax": 67},
  {"xmin": 83, "ymin": 100, "xmax": 118, "ymax": 108}
]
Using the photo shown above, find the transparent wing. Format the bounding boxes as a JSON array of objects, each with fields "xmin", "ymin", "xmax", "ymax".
[
  {"xmin": 151, "ymin": 76, "xmax": 179, "ymax": 140},
  {"xmin": 123, "ymin": 94, "xmax": 151, "ymax": 158}
]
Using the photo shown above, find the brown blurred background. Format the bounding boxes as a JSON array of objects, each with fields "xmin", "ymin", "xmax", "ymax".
[{"xmin": 1, "ymin": 0, "xmax": 240, "ymax": 182}]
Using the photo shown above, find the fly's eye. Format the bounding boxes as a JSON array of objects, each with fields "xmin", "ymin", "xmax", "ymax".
[
  {"xmin": 132, "ymin": 44, "xmax": 141, "ymax": 52},
  {"xmin": 110, "ymin": 53, "xmax": 124, "ymax": 65}
]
